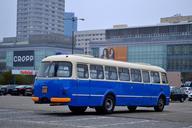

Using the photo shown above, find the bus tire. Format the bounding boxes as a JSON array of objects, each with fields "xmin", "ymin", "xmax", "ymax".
[
  {"xmin": 68, "ymin": 106, "xmax": 87, "ymax": 114},
  {"xmin": 127, "ymin": 106, "xmax": 137, "ymax": 112},
  {"xmin": 154, "ymin": 96, "xmax": 165, "ymax": 112},
  {"xmin": 95, "ymin": 94, "xmax": 115, "ymax": 114}
]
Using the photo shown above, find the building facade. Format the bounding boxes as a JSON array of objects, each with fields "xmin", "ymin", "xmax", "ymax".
[
  {"xmin": 161, "ymin": 14, "xmax": 192, "ymax": 24},
  {"xmin": 17, "ymin": 0, "xmax": 65, "ymax": 41},
  {"xmin": 75, "ymin": 30, "xmax": 106, "ymax": 54},
  {"xmin": 0, "ymin": 34, "xmax": 83, "ymax": 74},
  {"xmin": 64, "ymin": 12, "xmax": 77, "ymax": 37},
  {"xmin": 90, "ymin": 22, "xmax": 192, "ymax": 81}
]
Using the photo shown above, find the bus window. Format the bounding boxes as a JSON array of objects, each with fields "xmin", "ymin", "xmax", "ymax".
[
  {"xmin": 161, "ymin": 73, "xmax": 168, "ymax": 84},
  {"xmin": 56, "ymin": 62, "xmax": 72, "ymax": 77},
  {"xmin": 105, "ymin": 66, "xmax": 118, "ymax": 80},
  {"xmin": 38, "ymin": 62, "xmax": 72, "ymax": 77},
  {"xmin": 48, "ymin": 63, "xmax": 55, "ymax": 77},
  {"xmin": 131, "ymin": 69, "xmax": 142, "ymax": 82},
  {"xmin": 142, "ymin": 70, "xmax": 150, "ymax": 83},
  {"xmin": 38, "ymin": 62, "xmax": 50, "ymax": 77},
  {"xmin": 77, "ymin": 64, "xmax": 89, "ymax": 79},
  {"xmin": 90, "ymin": 65, "xmax": 104, "ymax": 79},
  {"xmin": 151, "ymin": 71, "xmax": 160, "ymax": 83},
  {"xmin": 118, "ymin": 67, "xmax": 130, "ymax": 81}
]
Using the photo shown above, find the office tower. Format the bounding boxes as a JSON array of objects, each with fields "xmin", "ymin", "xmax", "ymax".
[
  {"xmin": 17, "ymin": 0, "xmax": 65, "ymax": 41},
  {"xmin": 64, "ymin": 12, "xmax": 77, "ymax": 37}
]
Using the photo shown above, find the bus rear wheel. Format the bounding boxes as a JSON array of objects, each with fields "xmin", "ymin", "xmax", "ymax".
[
  {"xmin": 68, "ymin": 106, "xmax": 87, "ymax": 114},
  {"xmin": 154, "ymin": 97, "xmax": 165, "ymax": 112},
  {"xmin": 127, "ymin": 106, "xmax": 137, "ymax": 112},
  {"xmin": 95, "ymin": 94, "xmax": 115, "ymax": 114}
]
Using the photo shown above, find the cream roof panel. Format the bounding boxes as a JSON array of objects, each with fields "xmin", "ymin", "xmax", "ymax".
[{"xmin": 42, "ymin": 55, "xmax": 166, "ymax": 72}]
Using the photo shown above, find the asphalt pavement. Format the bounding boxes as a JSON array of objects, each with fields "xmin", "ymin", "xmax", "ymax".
[{"xmin": 0, "ymin": 96, "xmax": 192, "ymax": 128}]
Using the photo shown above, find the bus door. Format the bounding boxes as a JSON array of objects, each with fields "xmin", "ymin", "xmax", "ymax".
[
  {"xmin": 89, "ymin": 65, "xmax": 105, "ymax": 106},
  {"xmin": 75, "ymin": 64, "xmax": 90, "ymax": 106},
  {"xmin": 129, "ymin": 69, "xmax": 144, "ymax": 106}
]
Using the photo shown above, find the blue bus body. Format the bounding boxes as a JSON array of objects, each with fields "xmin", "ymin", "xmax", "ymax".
[{"xmin": 34, "ymin": 79, "xmax": 170, "ymax": 106}]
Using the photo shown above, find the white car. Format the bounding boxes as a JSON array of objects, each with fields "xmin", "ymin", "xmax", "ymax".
[
  {"xmin": 182, "ymin": 87, "xmax": 192, "ymax": 96},
  {"xmin": 181, "ymin": 81, "xmax": 192, "ymax": 99},
  {"xmin": 188, "ymin": 91, "xmax": 192, "ymax": 101}
]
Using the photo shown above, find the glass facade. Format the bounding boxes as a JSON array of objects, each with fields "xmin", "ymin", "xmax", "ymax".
[
  {"xmin": 128, "ymin": 45, "xmax": 167, "ymax": 69},
  {"xmin": 2, "ymin": 47, "xmax": 77, "ymax": 72},
  {"xmin": 167, "ymin": 44, "xmax": 192, "ymax": 72},
  {"xmin": 64, "ymin": 12, "xmax": 77, "ymax": 37},
  {"xmin": 90, "ymin": 23, "xmax": 192, "ymax": 81},
  {"xmin": 106, "ymin": 24, "xmax": 192, "ymax": 40}
]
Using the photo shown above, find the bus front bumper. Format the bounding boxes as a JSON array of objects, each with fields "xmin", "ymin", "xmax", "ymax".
[{"xmin": 32, "ymin": 97, "xmax": 71, "ymax": 104}]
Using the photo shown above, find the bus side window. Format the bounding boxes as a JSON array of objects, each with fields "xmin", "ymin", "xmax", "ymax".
[
  {"xmin": 77, "ymin": 64, "xmax": 89, "ymax": 79},
  {"xmin": 105, "ymin": 66, "xmax": 118, "ymax": 80},
  {"xmin": 90, "ymin": 65, "xmax": 104, "ymax": 79},
  {"xmin": 57, "ymin": 62, "xmax": 72, "ymax": 77},
  {"xmin": 118, "ymin": 67, "xmax": 130, "ymax": 81},
  {"xmin": 131, "ymin": 69, "xmax": 142, "ymax": 82},
  {"xmin": 161, "ymin": 73, "xmax": 168, "ymax": 84},
  {"xmin": 151, "ymin": 71, "xmax": 160, "ymax": 84},
  {"xmin": 142, "ymin": 70, "xmax": 150, "ymax": 83}
]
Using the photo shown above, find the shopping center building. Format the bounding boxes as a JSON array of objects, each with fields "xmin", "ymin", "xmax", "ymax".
[
  {"xmin": 90, "ymin": 22, "xmax": 192, "ymax": 82},
  {"xmin": 0, "ymin": 34, "xmax": 83, "ymax": 75}
]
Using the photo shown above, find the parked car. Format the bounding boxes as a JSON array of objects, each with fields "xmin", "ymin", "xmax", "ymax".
[
  {"xmin": 170, "ymin": 87, "xmax": 188, "ymax": 102},
  {"xmin": 188, "ymin": 91, "xmax": 192, "ymax": 101},
  {"xmin": 24, "ymin": 86, "xmax": 33, "ymax": 96},
  {"xmin": 181, "ymin": 81, "xmax": 192, "ymax": 98},
  {"xmin": 0, "ymin": 85, "xmax": 17, "ymax": 95},
  {"xmin": 0, "ymin": 86, "xmax": 2, "ymax": 96},
  {"xmin": 11, "ymin": 85, "xmax": 33, "ymax": 96}
]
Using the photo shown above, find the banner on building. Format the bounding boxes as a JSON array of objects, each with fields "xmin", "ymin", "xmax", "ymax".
[
  {"xmin": 99, "ymin": 46, "xmax": 128, "ymax": 62},
  {"xmin": 12, "ymin": 70, "xmax": 37, "ymax": 76},
  {"xmin": 13, "ymin": 51, "xmax": 34, "ymax": 67}
]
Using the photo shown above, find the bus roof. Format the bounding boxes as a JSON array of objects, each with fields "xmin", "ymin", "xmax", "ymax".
[{"xmin": 42, "ymin": 55, "xmax": 166, "ymax": 73}]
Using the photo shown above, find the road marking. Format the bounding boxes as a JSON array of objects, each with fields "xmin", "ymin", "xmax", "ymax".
[
  {"xmin": 182, "ymin": 126, "xmax": 192, "ymax": 128},
  {"xmin": 0, "ymin": 111, "xmax": 34, "ymax": 115},
  {"xmin": 49, "ymin": 116, "xmax": 114, "ymax": 123},
  {"xmin": 81, "ymin": 120, "xmax": 159, "ymax": 128}
]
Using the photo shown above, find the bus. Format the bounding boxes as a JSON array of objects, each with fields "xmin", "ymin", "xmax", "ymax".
[{"xmin": 32, "ymin": 55, "xmax": 170, "ymax": 114}]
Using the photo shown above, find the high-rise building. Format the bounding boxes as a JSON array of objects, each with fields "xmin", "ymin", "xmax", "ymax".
[
  {"xmin": 64, "ymin": 12, "xmax": 77, "ymax": 37},
  {"xmin": 17, "ymin": 0, "xmax": 65, "ymax": 41}
]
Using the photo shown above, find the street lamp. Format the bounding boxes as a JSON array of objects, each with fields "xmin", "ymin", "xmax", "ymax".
[{"xmin": 64, "ymin": 17, "xmax": 85, "ymax": 54}]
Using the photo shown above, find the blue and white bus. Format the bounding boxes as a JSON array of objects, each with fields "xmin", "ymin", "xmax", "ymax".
[{"xmin": 32, "ymin": 55, "xmax": 170, "ymax": 113}]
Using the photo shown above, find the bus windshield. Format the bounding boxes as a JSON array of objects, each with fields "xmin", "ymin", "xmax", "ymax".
[{"xmin": 37, "ymin": 61, "xmax": 72, "ymax": 78}]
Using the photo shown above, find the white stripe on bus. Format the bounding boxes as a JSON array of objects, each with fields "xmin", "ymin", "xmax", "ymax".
[{"xmin": 72, "ymin": 94, "xmax": 165, "ymax": 99}]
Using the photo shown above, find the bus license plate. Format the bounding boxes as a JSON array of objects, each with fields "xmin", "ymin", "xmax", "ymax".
[{"xmin": 42, "ymin": 86, "xmax": 48, "ymax": 93}]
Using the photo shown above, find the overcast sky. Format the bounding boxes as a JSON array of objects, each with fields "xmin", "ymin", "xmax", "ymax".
[{"xmin": 0, "ymin": 0, "xmax": 192, "ymax": 41}]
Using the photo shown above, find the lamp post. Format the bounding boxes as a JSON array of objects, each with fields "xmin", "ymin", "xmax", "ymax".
[{"xmin": 65, "ymin": 17, "xmax": 85, "ymax": 54}]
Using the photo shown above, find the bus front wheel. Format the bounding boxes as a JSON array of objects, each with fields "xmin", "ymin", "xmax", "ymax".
[
  {"xmin": 68, "ymin": 106, "xmax": 87, "ymax": 114},
  {"xmin": 154, "ymin": 97, "xmax": 165, "ymax": 112},
  {"xmin": 95, "ymin": 94, "xmax": 115, "ymax": 114}
]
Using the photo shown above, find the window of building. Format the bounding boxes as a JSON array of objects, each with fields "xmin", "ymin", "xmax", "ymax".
[
  {"xmin": 161, "ymin": 73, "xmax": 168, "ymax": 84},
  {"xmin": 142, "ymin": 70, "xmax": 150, "ymax": 83},
  {"xmin": 151, "ymin": 71, "xmax": 160, "ymax": 83},
  {"xmin": 118, "ymin": 67, "xmax": 130, "ymax": 81},
  {"xmin": 131, "ymin": 69, "xmax": 142, "ymax": 82},
  {"xmin": 105, "ymin": 66, "xmax": 118, "ymax": 80},
  {"xmin": 77, "ymin": 64, "xmax": 89, "ymax": 79},
  {"xmin": 90, "ymin": 65, "xmax": 104, "ymax": 79}
]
